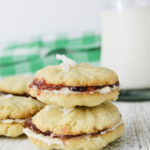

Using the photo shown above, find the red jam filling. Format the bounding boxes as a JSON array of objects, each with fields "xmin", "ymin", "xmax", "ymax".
[
  {"xmin": 29, "ymin": 79, "xmax": 119, "ymax": 92},
  {"xmin": 25, "ymin": 118, "xmax": 118, "ymax": 139}
]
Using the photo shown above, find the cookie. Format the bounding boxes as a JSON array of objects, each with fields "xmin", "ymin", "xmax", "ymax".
[
  {"xmin": 0, "ymin": 75, "xmax": 33, "ymax": 95},
  {"xmin": 0, "ymin": 94, "xmax": 44, "ymax": 137},
  {"xmin": 23, "ymin": 102, "xmax": 124, "ymax": 150},
  {"xmin": 29, "ymin": 63, "xmax": 120, "ymax": 107}
]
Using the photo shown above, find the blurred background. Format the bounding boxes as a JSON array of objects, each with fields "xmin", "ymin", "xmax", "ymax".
[
  {"xmin": 0, "ymin": 0, "xmax": 150, "ymax": 100},
  {"xmin": 0, "ymin": 0, "xmax": 101, "ymax": 43},
  {"xmin": 0, "ymin": 0, "xmax": 101, "ymax": 76}
]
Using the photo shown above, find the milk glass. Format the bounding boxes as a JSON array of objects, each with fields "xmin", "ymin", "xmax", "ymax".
[{"xmin": 100, "ymin": 0, "xmax": 150, "ymax": 100}]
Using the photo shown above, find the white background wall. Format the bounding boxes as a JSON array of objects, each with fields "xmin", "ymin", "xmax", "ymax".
[{"xmin": 0, "ymin": 0, "xmax": 102, "ymax": 43}]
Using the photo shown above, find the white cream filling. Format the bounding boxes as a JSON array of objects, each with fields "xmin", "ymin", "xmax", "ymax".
[
  {"xmin": 34, "ymin": 84, "xmax": 119, "ymax": 95},
  {"xmin": 43, "ymin": 87, "xmax": 76, "ymax": 95},
  {"xmin": 96, "ymin": 86, "xmax": 111, "ymax": 94},
  {"xmin": 23, "ymin": 128, "xmax": 64, "ymax": 147},
  {"xmin": 0, "ymin": 119, "xmax": 25, "ymax": 123},
  {"xmin": 23, "ymin": 119, "xmax": 123, "ymax": 147},
  {"xmin": 56, "ymin": 54, "xmax": 77, "ymax": 72},
  {"xmin": 86, "ymin": 136, "xmax": 103, "ymax": 146},
  {"xmin": 2, "ymin": 94, "xmax": 13, "ymax": 98},
  {"xmin": 100, "ymin": 119, "xmax": 123, "ymax": 135}
]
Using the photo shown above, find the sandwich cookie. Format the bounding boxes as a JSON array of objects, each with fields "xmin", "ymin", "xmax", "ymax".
[
  {"xmin": 23, "ymin": 102, "xmax": 124, "ymax": 150},
  {"xmin": 29, "ymin": 55, "xmax": 120, "ymax": 108},
  {"xmin": 0, "ymin": 75, "xmax": 44, "ymax": 137},
  {"xmin": 0, "ymin": 95, "xmax": 44, "ymax": 137}
]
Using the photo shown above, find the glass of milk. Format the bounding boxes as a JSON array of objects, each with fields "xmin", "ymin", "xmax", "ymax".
[{"xmin": 100, "ymin": 0, "xmax": 150, "ymax": 100}]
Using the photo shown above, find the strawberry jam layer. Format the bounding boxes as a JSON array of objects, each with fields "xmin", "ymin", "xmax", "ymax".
[
  {"xmin": 25, "ymin": 118, "xmax": 120, "ymax": 139},
  {"xmin": 29, "ymin": 79, "xmax": 119, "ymax": 92}
]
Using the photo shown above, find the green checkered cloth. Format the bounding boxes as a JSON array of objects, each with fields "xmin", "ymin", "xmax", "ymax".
[{"xmin": 0, "ymin": 33, "xmax": 101, "ymax": 78}]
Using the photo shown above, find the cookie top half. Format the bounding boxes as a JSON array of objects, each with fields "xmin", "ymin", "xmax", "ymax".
[
  {"xmin": 30, "ymin": 102, "xmax": 122, "ymax": 136},
  {"xmin": 0, "ymin": 95, "xmax": 44, "ymax": 120},
  {"xmin": 0, "ymin": 75, "xmax": 33, "ymax": 95},
  {"xmin": 33, "ymin": 63, "xmax": 118, "ymax": 86}
]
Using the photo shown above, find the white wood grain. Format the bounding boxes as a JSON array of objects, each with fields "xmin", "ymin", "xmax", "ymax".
[
  {"xmin": 103, "ymin": 102, "xmax": 150, "ymax": 150},
  {"xmin": 0, "ymin": 102, "xmax": 150, "ymax": 150}
]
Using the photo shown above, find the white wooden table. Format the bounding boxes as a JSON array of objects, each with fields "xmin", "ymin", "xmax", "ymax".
[{"xmin": 0, "ymin": 102, "xmax": 150, "ymax": 150}]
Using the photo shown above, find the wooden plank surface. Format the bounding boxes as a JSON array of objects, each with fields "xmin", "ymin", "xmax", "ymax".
[
  {"xmin": 0, "ymin": 101, "xmax": 150, "ymax": 150},
  {"xmin": 103, "ymin": 102, "xmax": 150, "ymax": 150}
]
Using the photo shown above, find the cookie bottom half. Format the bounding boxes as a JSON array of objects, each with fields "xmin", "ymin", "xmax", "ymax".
[
  {"xmin": 0, "ymin": 122, "xmax": 24, "ymax": 137},
  {"xmin": 30, "ymin": 88, "xmax": 119, "ymax": 108},
  {"xmin": 24, "ymin": 124, "xmax": 124, "ymax": 150}
]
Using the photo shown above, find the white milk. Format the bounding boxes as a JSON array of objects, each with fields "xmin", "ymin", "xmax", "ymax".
[{"xmin": 101, "ymin": 6, "xmax": 150, "ymax": 89}]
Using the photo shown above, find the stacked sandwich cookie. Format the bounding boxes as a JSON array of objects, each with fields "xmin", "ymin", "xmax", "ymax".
[
  {"xmin": 0, "ymin": 75, "xmax": 44, "ymax": 137},
  {"xmin": 24, "ymin": 55, "xmax": 124, "ymax": 150}
]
